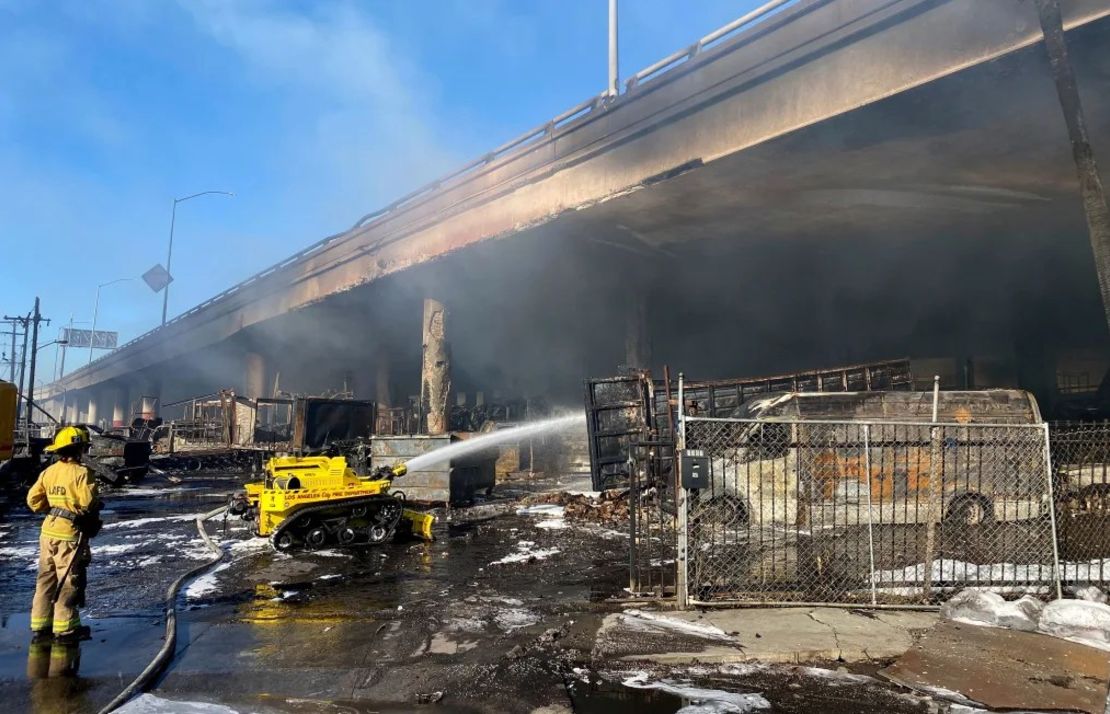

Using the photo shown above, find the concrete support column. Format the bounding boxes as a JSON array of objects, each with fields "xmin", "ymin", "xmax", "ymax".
[
  {"xmin": 421, "ymin": 298, "xmax": 451, "ymax": 435},
  {"xmin": 86, "ymin": 391, "xmax": 99, "ymax": 427},
  {"xmin": 76, "ymin": 393, "xmax": 89, "ymax": 424},
  {"xmin": 375, "ymin": 345, "xmax": 392, "ymax": 408},
  {"xmin": 140, "ymin": 395, "xmax": 158, "ymax": 420},
  {"xmin": 112, "ymin": 387, "xmax": 127, "ymax": 428},
  {"xmin": 244, "ymin": 351, "xmax": 267, "ymax": 399},
  {"xmin": 62, "ymin": 392, "xmax": 77, "ymax": 424},
  {"xmin": 624, "ymin": 289, "xmax": 651, "ymax": 369}
]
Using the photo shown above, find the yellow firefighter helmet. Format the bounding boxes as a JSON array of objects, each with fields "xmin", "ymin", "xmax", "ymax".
[{"xmin": 45, "ymin": 425, "xmax": 91, "ymax": 453}]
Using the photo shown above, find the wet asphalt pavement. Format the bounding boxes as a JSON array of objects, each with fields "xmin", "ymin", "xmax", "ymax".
[{"xmin": 0, "ymin": 471, "xmax": 944, "ymax": 713}]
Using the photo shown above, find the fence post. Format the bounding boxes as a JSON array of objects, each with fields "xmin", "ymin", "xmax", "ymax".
[
  {"xmin": 922, "ymin": 424, "xmax": 943, "ymax": 601},
  {"xmin": 1042, "ymin": 423, "xmax": 1064, "ymax": 600},
  {"xmin": 628, "ymin": 455, "xmax": 639, "ymax": 595},
  {"xmin": 863, "ymin": 424, "xmax": 878, "ymax": 606},
  {"xmin": 676, "ymin": 373, "xmax": 688, "ymax": 609}
]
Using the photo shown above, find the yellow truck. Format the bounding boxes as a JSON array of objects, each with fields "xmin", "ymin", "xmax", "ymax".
[{"xmin": 0, "ymin": 380, "xmax": 15, "ymax": 462}]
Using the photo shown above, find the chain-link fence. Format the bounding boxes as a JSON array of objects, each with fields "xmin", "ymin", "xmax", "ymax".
[
  {"xmin": 628, "ymin": 444, "xmax": 678, "ymax": 598},
  {"xmin": 1051, "ymin": 421, "xmax": 1110, "ymax": 585},
  {"xmin": 680, "ymin": 417, "xmax": 1062, "ymax": 606}
]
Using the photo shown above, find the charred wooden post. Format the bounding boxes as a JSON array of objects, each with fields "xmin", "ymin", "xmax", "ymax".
[
  {"xmin": 421, "ymin": 297, "xmax": 451, "ymax": 436},
  {"xmin": 1036, "ymin": 0, "xmax": 1110, "ymax": 332}
]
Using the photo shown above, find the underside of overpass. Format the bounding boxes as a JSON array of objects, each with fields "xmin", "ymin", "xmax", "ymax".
[{"xmin": 53, "ymin": 7, "xmax": 1110, "ymax": 423}]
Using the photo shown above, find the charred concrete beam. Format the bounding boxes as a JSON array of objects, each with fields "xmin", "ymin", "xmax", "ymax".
[{"xmin": 422, "ymin": 297, "xmax": 451, "ymax": 436}]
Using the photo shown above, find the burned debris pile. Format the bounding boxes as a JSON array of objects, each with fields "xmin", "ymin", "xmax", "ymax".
[{"xmin": 521, "ymin": 490, "xmax": 631, "ymax": 527}]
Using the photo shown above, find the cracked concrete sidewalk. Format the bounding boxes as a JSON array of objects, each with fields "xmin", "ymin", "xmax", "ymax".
[{"xmin": 594, "ymin": 607, "xmax": 938, "ymax": 665}]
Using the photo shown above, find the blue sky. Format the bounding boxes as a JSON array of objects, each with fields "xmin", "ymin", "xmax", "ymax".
[{"xmin": 1, "ymin": 0, "xmax": 763, "ymax": 378}]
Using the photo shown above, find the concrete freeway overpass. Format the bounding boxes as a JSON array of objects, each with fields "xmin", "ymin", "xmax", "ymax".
[{"xmin": 42, "ymin": 0, "xmax": 1110, "ymax": 427}]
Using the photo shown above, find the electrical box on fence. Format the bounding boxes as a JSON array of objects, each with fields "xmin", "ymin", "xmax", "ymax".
[{"xmin": 680, "ymin": 449, "xmax": 710, "ymax": 489}]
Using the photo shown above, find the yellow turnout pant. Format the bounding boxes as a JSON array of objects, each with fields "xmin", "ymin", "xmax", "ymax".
[{"xmin": 31, "ymin": 535, "xmax": 89, "ymax": 634}]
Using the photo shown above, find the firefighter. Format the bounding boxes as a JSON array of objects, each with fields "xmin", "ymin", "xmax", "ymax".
[{"xmin": 26, "ymin": 426, "xmax": 102, "ymax": 644}]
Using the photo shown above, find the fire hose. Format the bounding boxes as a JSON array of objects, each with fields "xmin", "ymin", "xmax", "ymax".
[{"xmin": 97, "ymin": 504, "xmax": 229, "ymax": 714}]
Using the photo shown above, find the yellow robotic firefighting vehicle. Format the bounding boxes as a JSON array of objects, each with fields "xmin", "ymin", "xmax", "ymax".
[{"xmin": 230, "ymin": 455, "xmax": 434, "ymax": 552}]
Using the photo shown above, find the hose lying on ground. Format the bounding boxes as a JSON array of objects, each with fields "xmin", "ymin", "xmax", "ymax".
[{"xmin": 97, "ymin": 504, "xmax": 229, "ymax": 714}]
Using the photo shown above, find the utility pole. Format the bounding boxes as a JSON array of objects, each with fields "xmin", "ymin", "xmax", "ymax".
[
  {"xmin": 1, "ymin": 318, "xmax": 19, "ymax": 382},
  {"xmin": 10, "ymin": 313, "xmax": 29, "ymax": 421},
  {"xmin": 26, "ymin": 297, "xmax": 45, "ymax": 430},
  {"xmin": 5, "ymin": 301, "xmax": 50, "ymax": 428},
  {"xmin": 1036, "ymin": 0, "xmax": 1110, "ymax": 333}
]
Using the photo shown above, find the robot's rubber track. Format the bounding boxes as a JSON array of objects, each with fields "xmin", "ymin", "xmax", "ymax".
[{"xmin": 269, "ymin": 495, "xmax": 402, "ymax": 553}]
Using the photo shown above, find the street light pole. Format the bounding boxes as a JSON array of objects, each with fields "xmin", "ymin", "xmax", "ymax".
[
  {"xmin": 608, "ymin": 0, "xmax": 619, "ymax": 98},
  {"xmin": 89, "ymin": 278, "xmax": 135, "ymax": 366},
  {"xmin": 161, "ymin": 190, "xmax": 234, "ymax": 326}
]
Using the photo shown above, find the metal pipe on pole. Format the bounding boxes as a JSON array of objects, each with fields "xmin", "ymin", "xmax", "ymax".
[{"xmin": 608, "ymin": 0, "xmax": 619, "ymax": 98}]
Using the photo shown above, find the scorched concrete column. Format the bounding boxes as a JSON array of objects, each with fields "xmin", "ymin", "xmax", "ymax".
[
  {"xmin": 244, "ymin": 351, "xmax": 267, "ymax": 399},
  {"xmin": 375, "ymin": 345, "xmax": 392, "ymax": 408},
  {"xmin": 76, "ymin": 393, "xmax": 89, "ymax": 424},
  {"xmin": 63, "ymin": 393, "xmax": 77, "ymax": 424},
  {"xmin": 625, "ymin": 290, "xmax": 651, "ymax": 369},
  {"xmin": 86, "ymin": 391, "xmax": 99, "ymax": 427},
  {"xmin": 421, "ymin": 298, "xmax": 450, "ymax": 435},
  {"xmin": 111, "ymin": 387, "xmax": 127, "ymax": 427}
]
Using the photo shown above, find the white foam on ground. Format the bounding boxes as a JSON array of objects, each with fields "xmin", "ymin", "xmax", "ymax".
[
  {"xmin": 489, "ymin": 540, "xmax": 559, "ymax": 566},
  {"xmin": 516, "ymin": 504, "xmax": 565, "ymax": 518},
  {"xmin": 494, "ymin": 608, "xmax": 540, "ymax": 632},
  {"xmin": 941, "ymin": 590, "xmax": 1043, "ymax": 631},
  {"xmin": 620, "ymin": 609, "xmax": 730, "ymax": 640},
  {"xmin": 115, "ymin": 694, "xmax": 242, "ymax": 713},
  {"xmin": 184, "ymin": 562, "xmax": 232, "ymax": 600},
  {"xmin": 95, "ymin": 542, "xmax": 147, "ymax": 556},
  {"xmin": 535, "ymin": 519, "xmax": 568, "ymax": 530},
  {"xmin": 103, "ymin": 514, "xmax": 201, "ymax": 530},
  {"xmin": 875, "ymin": 558, "xmax": 1110, "ymax": 592},
  {"xmin": 943, "ymin": 593, "xmax": 1110, "ymax": 653},
  {"xmin": 1038, "ymin": 599, "xmax": 1110, "ymax": 651},
  {"xmin": 622, "ymin": 672, "xmax": 770, "ymax": 712},
  {"xmin": 111, "ymin": 487, "xmax": 205, "ymax": 498},
  {"xmin": 0, "ymin": 544, "xmax": 39, "ymax": 559}
]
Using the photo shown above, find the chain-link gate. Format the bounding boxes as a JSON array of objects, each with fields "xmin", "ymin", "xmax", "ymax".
[
  {"xmin": 678, "ymin": 415, "xmax": 1064, "ymax": 606},
  {"xmin": 1051, "ymin": 421, "xmax": 1110, "ymax": 585}
]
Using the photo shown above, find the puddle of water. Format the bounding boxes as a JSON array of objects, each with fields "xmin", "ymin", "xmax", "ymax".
[{"xmin": 568, "ymin": 677, "xmax": 684, "ymax": 713}]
